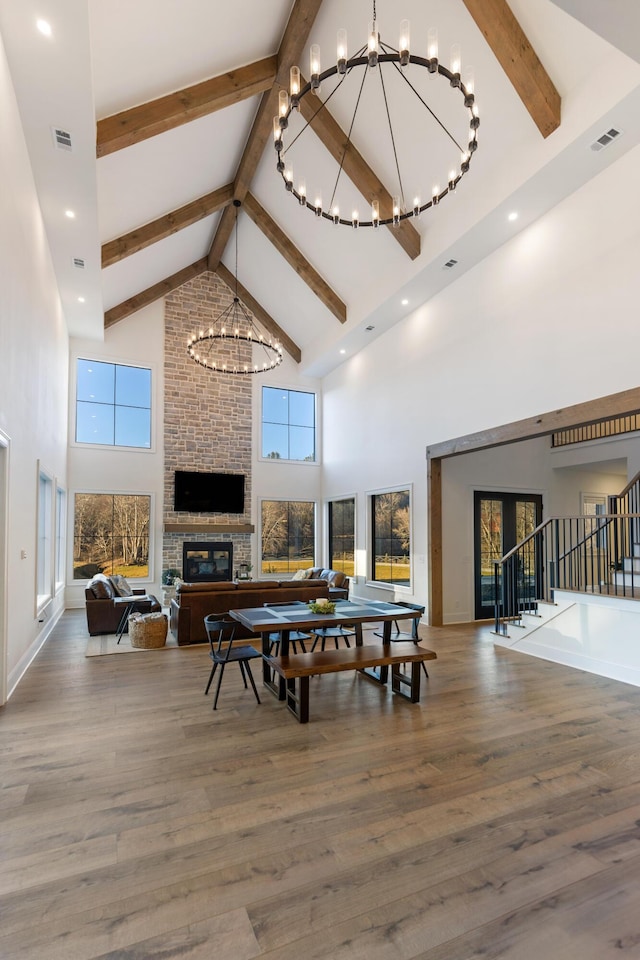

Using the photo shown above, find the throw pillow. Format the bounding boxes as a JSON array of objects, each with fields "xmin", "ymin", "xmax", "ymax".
[
  {"xmin": 110, "ymin": 575, "xmax": 133, "ymax": 597},
  {"xmin": 292, "ymin": 568, "xmax": 309, "ymax": 581},
  {"xmin": 90, "ymin": 578, "xmax": 112, "ymax": 600}
]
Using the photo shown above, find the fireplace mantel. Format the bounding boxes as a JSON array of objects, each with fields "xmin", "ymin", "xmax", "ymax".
[{"xmin": 165, "ymin": 523, "xmax": 254, "ymax": 534}]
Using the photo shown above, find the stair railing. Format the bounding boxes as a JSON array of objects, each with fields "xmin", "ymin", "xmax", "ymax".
[{"xmin": 493, "ymin": 511, "xmax": 640, "ymax": 636}]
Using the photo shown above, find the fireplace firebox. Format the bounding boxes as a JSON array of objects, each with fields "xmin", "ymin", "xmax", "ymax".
[{"xmin": 182, "ymin": 541, "xmax": 233, "ymax": 583}]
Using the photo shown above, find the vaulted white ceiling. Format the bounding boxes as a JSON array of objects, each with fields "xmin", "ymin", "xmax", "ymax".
[{"xmin": 2, "ymin": 0, "xmax": 639, "ymax": 377}]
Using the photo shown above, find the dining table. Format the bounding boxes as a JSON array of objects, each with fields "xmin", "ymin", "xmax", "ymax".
[{"xmin": 228, "ymin": 598, "xmax": 421, "ymax": 700}]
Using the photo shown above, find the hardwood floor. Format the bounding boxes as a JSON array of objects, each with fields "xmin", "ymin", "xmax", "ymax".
[{"xmin": 2, "ymin": 610, "xmax": 640, "ymax": 959}]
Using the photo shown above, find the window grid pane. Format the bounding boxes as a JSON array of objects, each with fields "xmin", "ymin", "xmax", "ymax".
[
  {"xmin": 76, "ymin": 359, "xmax": 151, "ymax": 448},
  {"xmin": 261, "ymin": 499, "xmax": 315, "ymax": 575},
  {"xmin": 329, "ymin": 498, "xmax": 355, "ymax": 576},
  {"xmin": 371, "ymin": 490, "xmax": 410, "ymax": 585},
  {"xmin": 262, "ymin": 386, "xmax": 316, "ymax": 463},
  {"xmin": 73, "ymin": 493, "xmax": 151, "ymax": 579}
]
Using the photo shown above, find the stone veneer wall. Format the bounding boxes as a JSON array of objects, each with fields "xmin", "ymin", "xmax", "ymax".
[{"xmin": 163, "ymin": 272, "xmax": 253, "ymax": 578}]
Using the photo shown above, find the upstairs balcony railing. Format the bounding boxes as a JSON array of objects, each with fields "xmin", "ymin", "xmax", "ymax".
[{"xmin": 493, "ymin": 472, "xmax": 640, "ymax": 636}]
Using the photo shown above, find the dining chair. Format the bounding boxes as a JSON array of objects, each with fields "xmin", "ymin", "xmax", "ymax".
[
  {"xmin": 374, "ymin": 601, "xmax": 430, "ymax": 677},
  {"xmin": 309, "ymin": 623, "xmax": 355, "ymax": 651},
  {"xmin": 203, "ymin": 615, "xmax": 261, "ymax": 710}
]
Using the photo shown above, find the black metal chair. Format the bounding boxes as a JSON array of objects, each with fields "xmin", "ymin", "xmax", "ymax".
[
  {"xmin": 203, "ymin": 615, "xmax": 261, "ymax": 710},
  {"xmin": 374, "ymin": 601, "xmax": 429, "ymax": 677},
  {"xmin": 309, "ymin": 624, "xmax": 355, "ymax": 651}
]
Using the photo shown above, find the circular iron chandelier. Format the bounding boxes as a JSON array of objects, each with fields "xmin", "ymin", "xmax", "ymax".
[
  {"xmin": 187, "ymin": 201, "xmax": 283, "ymax": 375},
  {"xmin": 273, "ymin": 3, "xmax": 480, "ymax": 227}
]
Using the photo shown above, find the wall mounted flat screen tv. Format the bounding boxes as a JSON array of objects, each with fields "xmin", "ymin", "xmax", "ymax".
[{"xmin": 174, "ymin": 470, "xmax": 245, "ymax": 514}]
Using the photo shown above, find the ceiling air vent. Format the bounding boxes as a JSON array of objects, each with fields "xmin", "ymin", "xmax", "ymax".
[
  {"xmin": 590, "ymin": 127, "xmax": 622, "ymax": 152},
  {"xmin": 52, "ymin": 127, "xmax": 73, "ymax": 151},
  {"xmin": 443, "ymin": 258, "xmax": 458, "ymax": 269},
  {"xmin": 365, "ymin": 324, "xmax": 375, "ymax": 331},
  {"xmin": 72, "ymin": 257, "xmax": 85, "ymax": 269}
]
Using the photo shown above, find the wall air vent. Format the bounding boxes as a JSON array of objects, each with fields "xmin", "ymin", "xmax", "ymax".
[
  {"xmin": 590, "ymin": 127, "xmax": 622, "ymax": 152},
  {"xmin": 52, "ymin": 127, "xmax": 73, "ymax": 151},
  {"xmin": 443, "ymin": 258, "xmax": 458, "ymax": 269},
  {"xmin": 72, "ymin": 257, "xmax": 85, "ymax": 269}
]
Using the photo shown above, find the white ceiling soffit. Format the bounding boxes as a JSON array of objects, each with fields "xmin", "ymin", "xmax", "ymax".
[{"xmin": 549, "ymin": 0, "xmax": 640, "ymax": 65}]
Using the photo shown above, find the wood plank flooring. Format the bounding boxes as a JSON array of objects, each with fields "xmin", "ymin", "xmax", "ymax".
[{"xmin": 2, "ymin": 609, "xmax": 640, "ymax": 958}]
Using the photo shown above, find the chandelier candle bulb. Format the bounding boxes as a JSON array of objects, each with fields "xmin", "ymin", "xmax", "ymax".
[
  {"xmin": 448, "ymin": 171, "xmax": 456, "ymax": 192},
  {"xmin": 272, "ymin": 117, "xmax": 283, "ymax": 150},
  {"xmin": 450, "ymin": 43, "xmax": 461, "ymax": 86},
  {"xmin": 463, "ymin": 66, "xmax": 475, "ymax": 107},
  {"xmin": 368, "ymin": 20, "xmax": 378, "ymax": 67},
  {"xmin": 352, "ymin": 210, "xmax": 359, "ymax": 228},
  {"xmin": 289, "ymin": 65, "xmax": 300, "ymax": 109},
  {"xmin": 428, "ymin": 26, "xmax": 438, "ymax": 71},
  {"xmin": 371, "ymin": 198, "xmax": 380, "ymax": 226},
  {"xmin": 392, "ymin": 197, "xmax": 401, "ymax": 226},
  {"xmin": 285, "ymin": 163, "xmax": 293, "ymax": 190},
  {"xmin": 399, "ymin": 19, "xmax": 410, "ymax": 66},
  {"xmin": 413, "ymin": 196, "xmax": 420, "ymax": 217},
  {"xmin": 337, "ymin": 29, "xmax": 347, "ymax": 73},
  {"xmin": 432, "ymin": 186, "xmax": 440, "ymax": 205},
  {"xmin": 310, "ymin": 44, "xmax": 321, "ymax": 92},
  {"xmin": 315, "ymin": 196, "xmax": 322, "ymax": 217},
  {"xmin": 278, "ymin": 89, "xmax": 289, "ymax": 128},
  {"xmin": 298, "ymin": 180, "xmax": 306, "ymax": 205},
  {"xmin": 332, "ymin": 205, "xmax": 339, "ymax": 225}
]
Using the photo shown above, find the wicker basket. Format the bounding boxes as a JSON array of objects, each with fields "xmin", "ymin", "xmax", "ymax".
[{"xmin": 128, "ymin": 612, "xmax": 167, "ymax": 648}]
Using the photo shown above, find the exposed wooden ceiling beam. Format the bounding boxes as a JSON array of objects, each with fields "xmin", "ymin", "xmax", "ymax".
[
  {"xmin": 243, "ymin": 193, "xmax": 347, "ymax": 324},
  {"xmin": 298, "ymin": 91, "xmax": 421, "ymax": 261},
  {"xmin": 104, "ymin": 258, "xmax": 208, "ymax": 328},
  {"xmin": 96, "ymin": 56, "xmax": 277, "ymax": 157},
  {"xmin": 461, "ymin": 0, "xmax": 561, "ymax": 138},
  {"xmin": 102, "ymin": 184, "xmax": 234, "ymax": 268},
  {"xmin": 207, "ymin": 0, "xmax": 323, "ymax": 270},
  {"xmin": 216, "ymin": 262, "xmax": 301, "ymax": 364}
]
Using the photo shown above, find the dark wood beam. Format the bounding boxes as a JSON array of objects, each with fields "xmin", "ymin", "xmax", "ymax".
[
  {"xmin": 102, "ymin": 184, "xmax": 234, "ymax": 268},
  {"xmin": 298, "ymin": 92, "xmax": 421, "ymax": 261},
  {"xmin": 104, "ymin": 258, "xmax": 208, "ymax": 328},
  {"xmin": 461, "ymin": 0, "xmax": 561, "ymax": 138},
  {"xmin": 207, "ymin": 0, "xmax": 323, "ymax": 270},
  {"xmin": 96, "ymin": 57, "xmax": 277, "ymax": 157},
  {"xmin": 243, "ymin": 193, "xmax": 347, "ymax": 324},
  {"xmin": 216, "ymin": 262, "xmax": 301, "ymax": 364}
]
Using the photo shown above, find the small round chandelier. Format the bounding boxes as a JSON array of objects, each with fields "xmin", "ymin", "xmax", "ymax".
[
  {"xmin": 273, "ymin": 1, "xmax": 480, "ymax": 228},
  {"xmin": 187, "ymin": 201, "xmax": 283, "ymax": 375}
]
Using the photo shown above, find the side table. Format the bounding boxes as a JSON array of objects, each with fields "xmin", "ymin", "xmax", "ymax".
[{"xmin": 113, "ymin": 595, "xmax": 156, "ymax": 644}]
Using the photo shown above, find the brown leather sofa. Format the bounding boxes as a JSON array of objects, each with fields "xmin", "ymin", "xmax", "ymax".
[
  {"xmin": 169, "ymin": 578, "xmax": 330, "ymax": 645},
  {"xmin": 84, "ymin": 574, "xmax": 161, "ymax": 636}
]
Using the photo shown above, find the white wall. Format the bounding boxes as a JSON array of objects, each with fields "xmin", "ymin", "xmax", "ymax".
[
  {"xmin": 66, "ymin": 301, "xmax": 165, "ymax": 609},
  {"xmin": 321, "ymin": 144, "xmax": 640, "ymax": 617},
  {"xmin": 0, "ymin": 31, "xmax": 69, "ymax": 696}
]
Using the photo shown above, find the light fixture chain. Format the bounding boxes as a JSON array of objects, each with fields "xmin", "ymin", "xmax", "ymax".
[
  {"xmin": 329, "ymin": 62, "xmax": 369, "ymax": 214},
  {"xmin": 377, "ymin": 55, "xmax": 406, "ymax": 213}
]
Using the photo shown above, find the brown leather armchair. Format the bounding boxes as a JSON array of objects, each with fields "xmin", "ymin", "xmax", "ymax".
[{"xmin": 84, "ymin": 574, "xmax": 161, "ymax": 636}]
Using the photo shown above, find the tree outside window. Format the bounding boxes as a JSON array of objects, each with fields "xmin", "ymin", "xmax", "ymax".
[
  {"xmin": 371, "ymin": 490, "xmax": 411, "ymax": 585},
  {"xmin": 261, "ymin": 500, "xmax": 315, "ymax": 575},
  {"xmin": 73, "ymin": 493, "xmax": 151, "ymax": 579}
]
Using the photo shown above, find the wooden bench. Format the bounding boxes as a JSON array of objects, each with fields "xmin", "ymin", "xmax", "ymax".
[{"xmin": 266, "ymin": 642, "xmax": 437, "ymax": 723}]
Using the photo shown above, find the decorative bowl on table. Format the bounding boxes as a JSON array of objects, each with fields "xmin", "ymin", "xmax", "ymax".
[{"xmin": 308, "ymin": 599, "xmax": 336, "ymax": 615}]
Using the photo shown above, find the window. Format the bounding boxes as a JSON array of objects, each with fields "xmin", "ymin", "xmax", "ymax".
[
  {"xmin": 73, "ymin": 493, "xmax": 151, "ymax": 580},
  {"xmin": 55, "ymin": 486, "xmax": 66, "ymax": 590},
  {"xmin": 371, "ymin": 489, "xmax": 411, "ymax": 586},
  {"xmin": 261, "ymin": 500, "xmax": 315, "ymax": 575},
  {"xmin": 76, "ymin": 359, "xmax": 151, "ymax": 448},
  {"xmin": 37, "ymin": 469, "xmax": 53, "ymax": 608},
  {"xmin": 328, "ymin": 498, "xmax": 355, "ymax": 577},
  {"xmin": 262, "ymin": 386, "xmax": 315, "ymax": 461}
]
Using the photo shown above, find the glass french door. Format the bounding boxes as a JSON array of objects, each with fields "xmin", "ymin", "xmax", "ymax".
[{"xmin": 474, "ymin": 492, "xmax": 543, "ymax": 620}]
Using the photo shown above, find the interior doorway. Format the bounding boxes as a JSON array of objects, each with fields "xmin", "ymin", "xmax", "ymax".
[{"xmin": 474, "ymin": 491, "xmax": 543, "ymax": 620}]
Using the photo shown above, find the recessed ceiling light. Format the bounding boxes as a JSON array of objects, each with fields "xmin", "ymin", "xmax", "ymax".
[
  {"xmin": 508, "ymin": 211, "xmax": 518, "ymax": 221},
  {"xmin": 36, "ymin": 19, "xmax": 52, "ymax": 37},
  {"xmin": 65, "ymin": 209, "xmax": 76, "ymax": 219},
  {"xmin": 401, "ymin": 299, "xmax": 409, "ymax": 306},
  {"xmin": 339, "ymin": 349, "xmax": 346, "ymax": 354},
  {"xmin": 77, "ymin": 296, "xmax": 85, "ymax": 303}
]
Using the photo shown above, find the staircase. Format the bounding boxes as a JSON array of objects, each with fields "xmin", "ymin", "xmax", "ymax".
[{"xmin": 492, "ymin": 472, "xmax": 640, "ymax": 686}]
